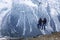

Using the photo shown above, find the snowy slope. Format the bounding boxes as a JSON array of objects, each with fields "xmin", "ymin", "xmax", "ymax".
[{"xmin": 0, "ymin": 0, "xmax": 60, "ymax": 38}]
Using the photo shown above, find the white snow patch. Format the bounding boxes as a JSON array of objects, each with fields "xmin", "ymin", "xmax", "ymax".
[
  {"xmin": 50, "ymin": 8, "xmax": 58, "ymax": 16},
  {"xmin": 19, "ymin": 0, "xmax": 38, "ymax": 8}
]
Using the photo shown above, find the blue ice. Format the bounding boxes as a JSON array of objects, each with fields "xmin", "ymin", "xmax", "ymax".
[{"xmin": 0, "ymin": 0, "xmax": 60, "ymax": 38}]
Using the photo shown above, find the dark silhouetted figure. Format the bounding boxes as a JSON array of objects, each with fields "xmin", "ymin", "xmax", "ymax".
[
  {"xmin": 37, "ymin": 18, "xmax": 47, "ymax": 30},
  {"xmin": 42, "ymin": 18, "xmax": 47, "ymax": 30},
  {"xmin": 37, "ymin": 18, "xmax": 42, "ymax": 27}
]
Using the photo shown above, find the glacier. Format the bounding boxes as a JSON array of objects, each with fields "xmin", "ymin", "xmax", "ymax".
[{"xmin": 0, "ymin": 0, "xmax": 60, "ymax": 38}]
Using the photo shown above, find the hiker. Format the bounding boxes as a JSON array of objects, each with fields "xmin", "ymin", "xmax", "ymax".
[
  {"xmin": 37, "ymin": 18, "xmax": 42, "ymax": 29},
  {"xmin": 42, "ymin": 18, "xmax": 47, "ymax": 30}
]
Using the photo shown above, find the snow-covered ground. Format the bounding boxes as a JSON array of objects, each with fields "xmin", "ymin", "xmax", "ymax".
[{"xmin": 0, "ymin": 0, "xmax": 60, "ymax": 38}]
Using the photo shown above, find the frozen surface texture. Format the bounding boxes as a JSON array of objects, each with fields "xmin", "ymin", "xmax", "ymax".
[{"xmin": 0, "ymin": 0, "xmax": 60, "ymax": 38}]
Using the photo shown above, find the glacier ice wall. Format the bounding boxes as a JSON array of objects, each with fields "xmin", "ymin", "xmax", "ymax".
[{"xmin": 0, "ymin": 0, "xmax": 60, "ymax": 38}]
